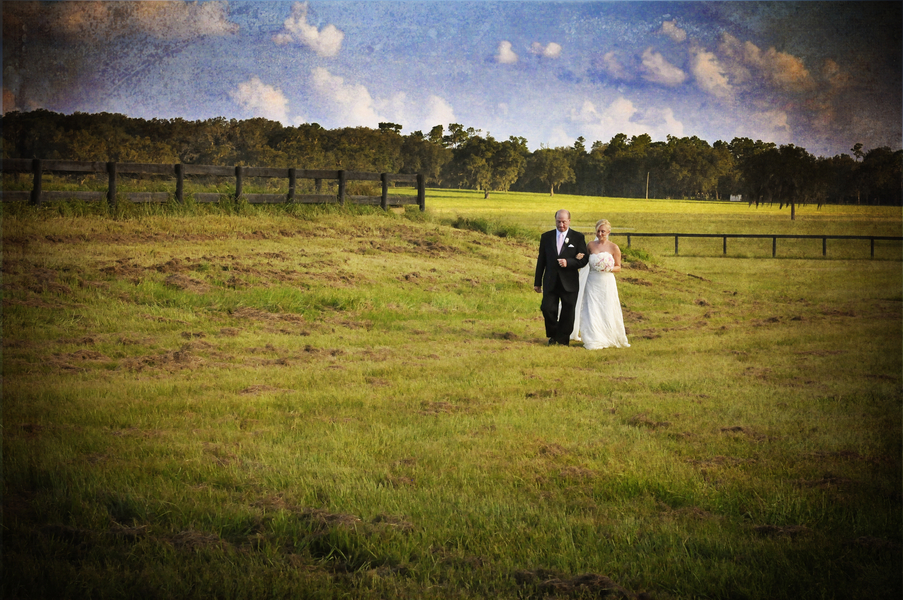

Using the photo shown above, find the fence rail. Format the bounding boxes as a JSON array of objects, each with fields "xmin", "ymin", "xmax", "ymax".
[
  {"xmin": 0, "ymin": 158, "xmax": 425, "ymax": 211},
  {"xmin": 613, "ymin": 232, "xmax": 902, "ymax": 259}
]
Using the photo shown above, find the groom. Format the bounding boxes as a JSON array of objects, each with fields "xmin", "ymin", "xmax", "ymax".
[{"xmin": 534, "ymin": 209, "xmax": 589, "ymax": 346}]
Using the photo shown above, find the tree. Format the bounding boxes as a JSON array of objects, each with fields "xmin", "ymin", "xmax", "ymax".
[
  {"xmin": 573, "ymin": 142, "xmax": 608, "ymax": 197},
  {"xmin": 276, "ymin": 123, "xmax": 327, "ymax": 169},
  {"xmin": 659, "ymin": 136, "xmax": 726, "ymax": 199},
  {"xmin": 858, "ymin": 147, "xmax": 903, "ymax": 205},
  {"xmin": 602, "ymin": 133, "xmax": 652, "ymax": 198},
  {"xmin": 378, "ymin": 122, "xmax": 402, "ymax": 135},
  {"xmin": 400, "ymin": 133, "xmax": 452, "ymax": 184},
  {"xmin": 443, "ymin": 136, "xmax": 494, "ymax": 190},
  {"xmin": 489, "ymin": 139, "xmax": 526, "ymax": 192},
  {"xmin": 529, "ymin": 148, "xmax": 576, "ymax": 195},
  {"xmin": 739, "ymin": 144, "xmax": 825, "ymax": 220},
  {"xmin": 442, "ymin": 123, "xmax": 469, "ymax": 149},
  {"xmin": 427, "ymin": 125, "xmax": 444, "ymax": 145}
]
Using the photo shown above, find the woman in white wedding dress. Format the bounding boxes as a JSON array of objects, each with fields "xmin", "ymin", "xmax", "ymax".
[{"xmin": 572, "ymin": 219, "xmax": 630, "ymax": 349}]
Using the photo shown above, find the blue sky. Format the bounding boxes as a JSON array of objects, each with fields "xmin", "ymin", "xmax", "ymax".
[{"xmin": 3, "ymin": 1, "xmax": 901, "ymax": 157}]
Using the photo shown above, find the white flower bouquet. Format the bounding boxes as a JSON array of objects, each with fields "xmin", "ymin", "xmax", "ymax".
[{"xmin": 592, "ymin": 253, "xmax": 615, "ymax": 273}]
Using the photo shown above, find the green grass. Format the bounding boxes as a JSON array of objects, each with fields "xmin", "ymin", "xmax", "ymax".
[{"xmin": 2, "ymin": 192, "xmax": 901, "ymax": 599}]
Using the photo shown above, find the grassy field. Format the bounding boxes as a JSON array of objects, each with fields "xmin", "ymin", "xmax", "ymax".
[{"xmin": 2, "ymin": 191, "xmax": 901, "ymax": 599}]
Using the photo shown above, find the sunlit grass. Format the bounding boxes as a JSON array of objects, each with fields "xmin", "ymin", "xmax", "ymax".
[{"xmin": 2, "ymin": 196, "xmax": 901, "ymax": 599}]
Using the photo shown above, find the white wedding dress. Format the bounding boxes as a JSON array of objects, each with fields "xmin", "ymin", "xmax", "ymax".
[{"xmin": 571, "ymin": 252, "xmax": 630, "ymax": 349}]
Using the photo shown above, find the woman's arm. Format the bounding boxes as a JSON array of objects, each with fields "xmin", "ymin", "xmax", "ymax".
[{"xmin": 611, "ymin": 244, "xmax": 623, "ymax": 273}]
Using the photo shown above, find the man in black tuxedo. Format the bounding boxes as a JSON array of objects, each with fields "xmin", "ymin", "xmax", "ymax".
[{"xmin": 534, "ymin": 209, "xmax": 589, "ymax": 346}]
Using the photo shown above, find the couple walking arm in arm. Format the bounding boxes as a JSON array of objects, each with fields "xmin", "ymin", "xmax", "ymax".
[{"xmin": 534, "ymin": 210, "xmax": 630, "ymax": 349}]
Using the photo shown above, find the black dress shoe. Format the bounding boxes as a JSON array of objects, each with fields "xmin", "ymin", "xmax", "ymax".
[{"xmin": 548, "ymin": 338, "xmax": 557, "ymax": 345}]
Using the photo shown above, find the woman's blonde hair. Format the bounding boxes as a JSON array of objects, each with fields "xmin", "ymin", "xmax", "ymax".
[{"xmin": 595, "ymin": 219, "xmax": 611, "ymax": 233}]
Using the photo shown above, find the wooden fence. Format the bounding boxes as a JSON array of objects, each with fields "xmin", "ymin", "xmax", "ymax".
[
  {"xmin": 0, "ymin": 158, "xmax": 426, "ymax": 211},
  {"xmin": 614, "ymin": 232, "xmax": 902, "ymax": 259}
]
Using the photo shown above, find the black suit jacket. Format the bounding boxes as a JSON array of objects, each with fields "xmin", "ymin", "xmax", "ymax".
[{"xmin": 534, "ymin": 229, "xmax": 589, "ymax": 293}]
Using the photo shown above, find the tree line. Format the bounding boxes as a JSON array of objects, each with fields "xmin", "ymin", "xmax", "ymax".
[{"xmin": 3, "ymin": 109, "xmax": 901, "ymax": 215}]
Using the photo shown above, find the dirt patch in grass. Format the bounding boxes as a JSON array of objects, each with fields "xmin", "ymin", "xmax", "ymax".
[
  {"xmin": 538, "ymin": 442, "xmax": 569, "ymax": 457},
  {"xmin": 419, "ymin": 401, "xmax": 457, "ymax": 415},
  {"xmin": 299, "ymin": 508, "xmax": 362, "ymax": 531},
  {"xmin": 628, "ymin": 413, "xmax": 671, "ymax": 429},
  {"xmin": 120, "ymin": 345, "xmax": 205, "ymax": 372},
  {"xmin": 55, "ymin": 349, "xmax": 111, "ymax": 362},
  {"xmin": 492, "ymin": 330, "xmax": 521, "ymax": 341},
  {"xmin": 621, "ymin": 276, "xmax": 652, "ymax": 287},
  {"xmin": 719, "ymin": 426, "xmax": 767, "ymax": 441},
  {"xmin": 3, "ymin": 295, "xmax": 66, "ymax": 310},
  {"xmin": 142, "ymin": 313, "xmax": 190, "ymax": 325},
  {"xmin": 371, "ymin": 513, "xmax": 415, "ymax": 532},
  {"xmin": 231, "ymin": 307, "xmax": 304, "ymax": 322},
  {"xmin": 164, "ymin": 274, "xmax": 210, "ymax": 294},
  {"xmin": 239, "ymin": 384, "xmax": 293, "ymax": 395}
]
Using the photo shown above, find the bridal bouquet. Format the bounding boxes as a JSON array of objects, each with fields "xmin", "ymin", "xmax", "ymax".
[{"xmin": 592, "ymin": 253, "xmax": 616, "ymax": 272}]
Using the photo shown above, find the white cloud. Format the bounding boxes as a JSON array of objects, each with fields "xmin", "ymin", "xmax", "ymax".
[
  {"xmin": 659, "ymin": 20, "xmax": 687, "ymax": 43},
  {"xmin": 546, "ymin": 126, "xmax": 572, "ymax": 148},
  {"xmin": 531, "ymin": 42, "xmax": 562, "ymax": 59},
  {"xmin": 637, "ymin": 106, "xmax": 684, "ymax": 137},
  {"xmin": 640, "ymin": 48, "xmax": 686, "ymax": 86},
  {"xmin": 689, "ymin": 44, "xmax": 733, "ymax": 99},
  {"xmin": 749, "ymin": 109, "xmax": 791, "ymax": 142},
  {"xmin": 310, "ymin": 68, "xmax": 382, "ymax": 126},
  {"xmin": 422, "ymin": 95, "xmax": 456, "ymax": 129},
  {"xmin": 274, "ymin": 2, "xmax": 344, "ymax": 58},
  {"xmin": 377, "ymin": 92, "xmax": 409, "ymax": 123},
  {"xmin": 570, "ymin": 97, "xmax": 684, "ymax": 142},
  {"xmin": 717, "ymin": 33, "xmax": 814, "ymax": 94},
  {"xmin": 599, "ymin": 51, "xmax": 632, "ymax": 81},
  {"xmin": 496, "ymin": 41, "xmax": 519, "ymax": 64},
  {"xmin": 571, "ymin": 98, "xmax": 639, "ymax": 139},
  {"xmin": 230, "ymin": 77, "xmax": 290, "ymax": 124},
  {"xmin": 308, "ymin": 68, "xmax": 455, "ymax": 132}
]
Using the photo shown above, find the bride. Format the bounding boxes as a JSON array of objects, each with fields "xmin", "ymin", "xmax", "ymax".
[{"xmin": 571, "ymin": 219, "xmax": 630, "ymax": 349}]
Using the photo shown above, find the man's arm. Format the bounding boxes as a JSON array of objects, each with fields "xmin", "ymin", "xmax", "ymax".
[
  {"xmin": 534, "ymin": 234, "xmax": 547, "ymax": 291},
  {"xmin": 573, "ymin": 234, "xmax": 589, "ymax": 269}
]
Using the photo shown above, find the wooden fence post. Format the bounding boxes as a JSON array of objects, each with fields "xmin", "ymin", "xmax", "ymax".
[
  {"xmin": 31, "ymin": 158, "xmax": 42, "ymax": 206},
  {"xmin": 772, "ymin": 237, "xmax": 777, "ymax": 257},
  {"xmin": 288, "ymin": 168, "xmax": 296, "ymax": 203},
  {"xmin": 338, "ymin": 170, "xmax": 346, "ymax": 206},
  {"xmin": 175, "ymin": 163, "xmax": 184, "ymax": 204},
  {"xmin": 417, "ymin": 174, "xmax": 425, "ymax": 212},
  {"xmin": 381, "ymin": 173, "xmax": 389, "ymax": 210},
  {"xmin": 674, "ymin": 235, "xmax": 679, "ymax": 255},
  {"xmin": 107, "ymin": 162, "xmax": 117, "ymax": 209},
  {"xmin": 235, "ymin": 165, "xmax": 243, "ymax": 201}
]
